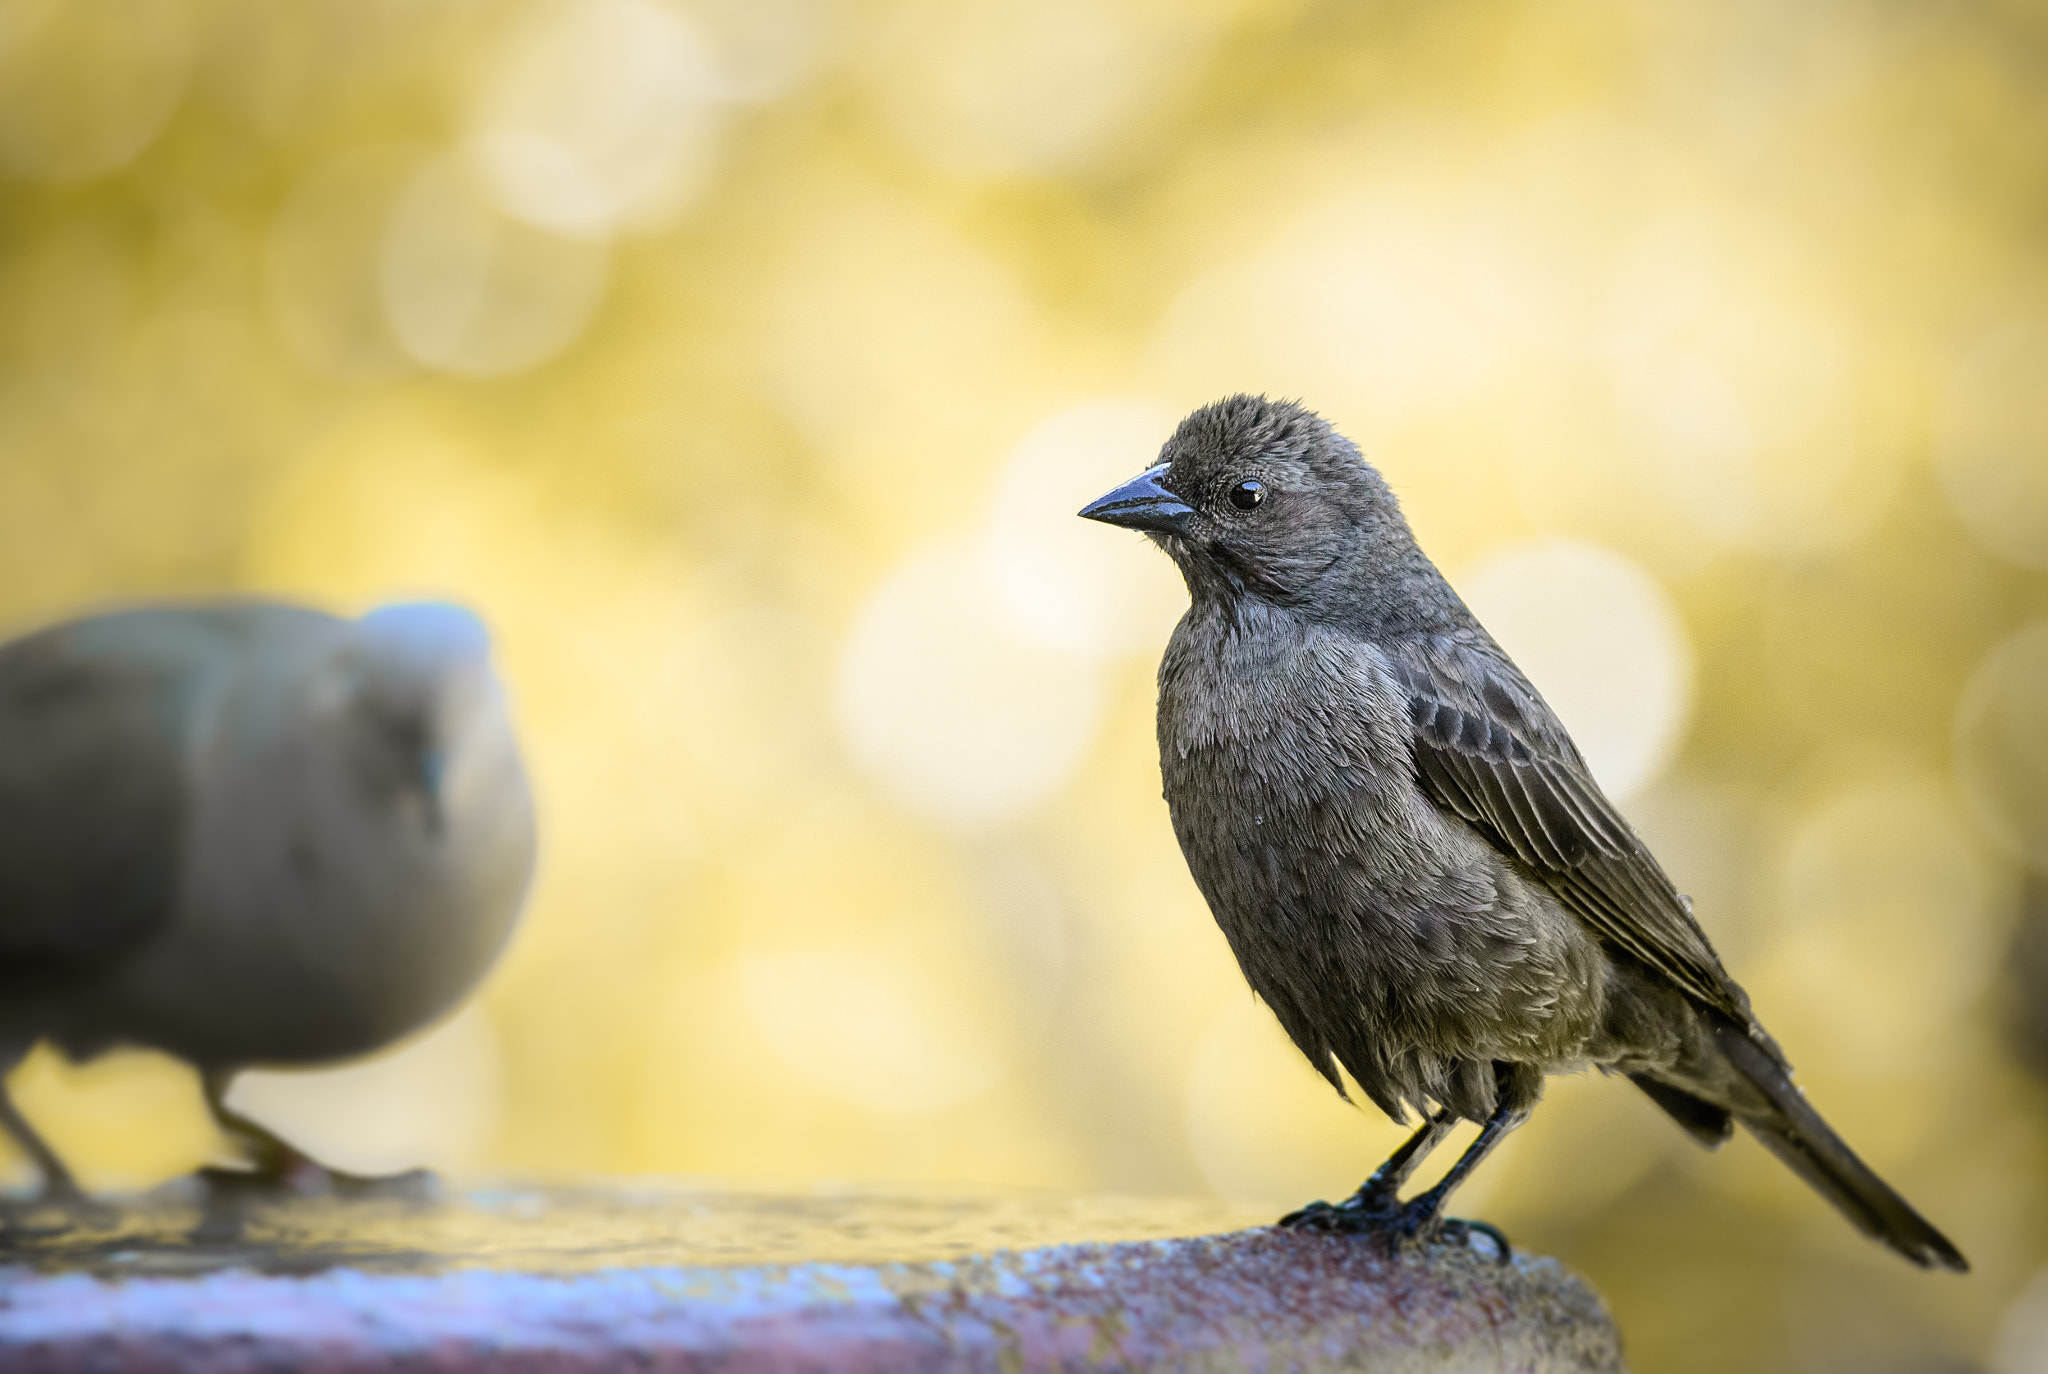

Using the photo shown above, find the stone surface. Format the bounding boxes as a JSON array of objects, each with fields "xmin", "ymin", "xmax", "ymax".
[{"xmin": 0, "ymin": 1185, "xmax": 1624, "ymax": 1372}]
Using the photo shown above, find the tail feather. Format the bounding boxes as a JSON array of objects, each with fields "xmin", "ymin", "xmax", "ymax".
[
  {"xmin": 1715, "ymin": 1022, "xmax": 1967, "ymax": 1272},
  {"xmin": 1630, "ymin": 1072, "xmax": 1734, "ymax": 1148}
]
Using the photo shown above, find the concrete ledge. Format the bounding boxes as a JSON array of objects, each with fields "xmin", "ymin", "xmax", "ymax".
[{"xmin": 0, "ymin": 1187, "xmax": 1623, "ymax": 1372}]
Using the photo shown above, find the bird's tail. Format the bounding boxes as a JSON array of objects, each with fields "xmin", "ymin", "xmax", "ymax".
[{"xmin": 1713, "ymin": 1021, "xmax": 1967, "ymax": 1272}]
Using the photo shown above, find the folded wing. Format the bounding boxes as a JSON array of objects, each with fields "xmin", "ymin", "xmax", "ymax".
[{"xmin": 1380, "ymin": 632, "xmax": 1756, "ymax": 1031}]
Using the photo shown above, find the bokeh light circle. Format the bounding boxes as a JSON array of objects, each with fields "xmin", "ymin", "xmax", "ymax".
[
  {"xmin": 1149, "ymin": 191, "xmax": 1537, "ymax": 429},
  {"xmin": 469, "ymin": 0, "xmax": 724, "ymax": 238},
  {"xmin": 836, "ymin": 538, "xmax": 1104, "ymax": 830},
  {"xmin": 380, "ymin": 155, "xmax": 612, "ymax": 376},
  {"xmin": 1759, "ymin": 778, "xmax": 2011, "ymax": 1076},
  {"xmin": 0, "ymin": 0, "xmax": 191, "ymax": 184},
  {"xmin": 984, "ymin": 399, "xmax": 1186, "ymax": 658},
  {"xmin": 868, "ymin": 0, "xmax": 1221, "ymax": 178},
  {"xmin": 1454, "ymin": 540, "xmax": 1693, "ymax": 801}
]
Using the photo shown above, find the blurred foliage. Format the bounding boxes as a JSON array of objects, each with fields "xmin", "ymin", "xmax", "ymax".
[{"xmin": 4, "ymin": 1, "xmax": 2048, "ymax": 1371}]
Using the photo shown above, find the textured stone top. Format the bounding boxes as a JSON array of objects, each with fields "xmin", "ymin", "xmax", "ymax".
[{"xmin": 0, "ymin": 1185, "xmax": 1624, "ymax": 1372}]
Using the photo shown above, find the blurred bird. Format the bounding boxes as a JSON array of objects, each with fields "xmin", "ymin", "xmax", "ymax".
[
  {"xmin": 0, "ymin": 599, "xmax": 536, "ymax": 1198},
  {"xmin": 1079, "ymin": 396, "xmax": 1967, "ymax": 1271}
]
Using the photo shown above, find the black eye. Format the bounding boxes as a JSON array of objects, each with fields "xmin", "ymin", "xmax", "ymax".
[{"xmin": 1228, "ymin": 479, "xmax": 1264, "ymax": 510}]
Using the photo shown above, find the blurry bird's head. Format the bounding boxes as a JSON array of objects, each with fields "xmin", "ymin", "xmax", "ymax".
[
  {"xmin": 337, "ymin": 602, "xmax": 510, "ymax": 830},
  {"xmin": 1078, "ymin": 395, "xmax": 1425, "ymax": 613}
]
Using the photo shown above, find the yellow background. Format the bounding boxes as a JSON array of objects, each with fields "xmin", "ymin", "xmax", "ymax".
[{"xmin": 4, "ymin": 1, "xmax": 2048, "ymax": 1370}]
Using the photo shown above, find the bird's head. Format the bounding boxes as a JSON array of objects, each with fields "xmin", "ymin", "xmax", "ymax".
[
  {"xmin": 1078, "ymin": 395, "xmax": 1422, "ymax": 613},
  {"xmin": 339, "ymin": 601, "xmax": 509, "ymax": 831}
]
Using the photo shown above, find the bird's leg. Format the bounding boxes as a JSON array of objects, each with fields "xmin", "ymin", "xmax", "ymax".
[
  {"xmin": 1352, "ymin": 1108, "xmax": 1461, "ymax": 1211},
  {"xmin": 199, "ymin": 1069, "xmax": 320, "ymax": 1184},
  {"xmin": 0, "ymin": 1081, "xmax": 87, "ymax": 1204},
  {"xmin": 1279, "ymin": 1108, "xmax": 1457, "ymax": 1229},
  {"xmin": 1385, "ymin": 1091, "xmax": 1533, "ymax": 1259},
  {"xmin": 197, "ymin": 1069, "xmax": 437, "ymax": 1201},
  {"xmin": 1286, "ymin": 1065, "xmax": 1538, "ymax": 1260}
]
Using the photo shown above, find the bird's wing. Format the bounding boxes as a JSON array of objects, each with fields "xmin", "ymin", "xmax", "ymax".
[
  {"xmin": 1380, "ymin": 633, "xmax": 1752, "ymax": 1024},
  {"xmin": 0, "ymin": 622, "xmax": 189, "ymax": 978}
]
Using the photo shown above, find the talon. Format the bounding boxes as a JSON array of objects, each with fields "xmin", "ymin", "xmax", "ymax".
[
  {"xmin": 1277, "ymin": 1199, "xmax": 1337, "ymax": 1229},
  {"xmin": 1443, "ymin": 1217, "xmax": 1513, "ymax": 1264}
]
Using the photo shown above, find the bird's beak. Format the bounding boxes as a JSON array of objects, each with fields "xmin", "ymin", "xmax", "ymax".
[
  {"xmin": 1077, "ymin": 463, "xmax": 1195, "ymax": 535},
  {"xmin": 418, "ymin": 746, "xmax": 447, "ymax": 834}
]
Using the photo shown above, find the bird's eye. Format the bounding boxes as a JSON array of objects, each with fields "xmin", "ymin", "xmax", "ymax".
[{"xmin": 1228, "ymin": 479, "xmax": 1264, "ymax": 510}]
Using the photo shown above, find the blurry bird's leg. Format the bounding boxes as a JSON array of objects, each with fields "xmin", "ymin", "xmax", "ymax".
[
  {"xmin": 197, "ymin": 1068, "xmax": 436, "ymax": 1200},
  {"xmin": 199, "ymin": 1068, "xmax": 313, "ymax": 1180},
  {"xmin": 1278, "ymin": 1108, "xmax": 1457, "ymax": 1229},
  {"xmin": 0, "ymin": 1079, "xmax": 86, "ymax": 1203}
]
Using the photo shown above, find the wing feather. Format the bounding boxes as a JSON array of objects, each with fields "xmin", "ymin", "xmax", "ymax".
[{"xmin": 1384, "ymin": 633, "xmax": 1752, "ymax": 1024}]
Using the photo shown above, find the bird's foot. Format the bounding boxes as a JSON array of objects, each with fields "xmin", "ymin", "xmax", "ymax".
[
  {"xmin": 1277, "ymin": 1194, "xmax": 1511, "ymax": 1263},
  {"xmin": 198, "ymin": 1161, "xmax": 439, "ymax": 1203},
  {"xmin": 0, "ymin": 1180, "xmax": 117, "ymax": 1235},
  {"xmin": 1277, "ymin": 1175, "xmax": 1407, "ymax": 1231},
  {"xmin": 1438, "ymin": 1216, "xmax": 1512, "ymax": 1264},
  {"xmin": 1276, "ymin": 1187, "xmax": 1399, "ymax": 1234}
]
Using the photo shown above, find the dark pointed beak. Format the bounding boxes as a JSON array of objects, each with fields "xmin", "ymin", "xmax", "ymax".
[{"xmin": 1078, "ymin": 463, "xmax": 1195, "ymax": 535}]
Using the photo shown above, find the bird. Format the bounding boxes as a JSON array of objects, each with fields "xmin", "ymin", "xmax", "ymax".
[
  {"xmin": 1078, "ymin": 395, "xmax": 1967, "ymax": 1271},
  {"xmin": 0, "ymin": 598, "xmax": 536, "ymax": 1200}
]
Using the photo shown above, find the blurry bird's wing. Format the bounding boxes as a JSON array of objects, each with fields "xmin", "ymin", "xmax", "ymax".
[
  {"xmin": 1381, "ymin": 634, "xmax": 1754, "ymax": 1026},
  {"xmin": 0, "ymin": 624, "xmax": 188, "ymax": 977}
]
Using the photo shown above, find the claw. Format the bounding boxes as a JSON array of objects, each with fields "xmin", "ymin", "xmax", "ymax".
[
  {"xmin": 1277, "ymin": 1199, "xmax": 1340, "ymax": 1230},
  {"xmin": 1440, "ymin": 1217, "xmax": 1513, "ymax": 1264},
  {"xmin": 1277, "ymin": 1194, "xmax": 1511, "ymax": 1261}
]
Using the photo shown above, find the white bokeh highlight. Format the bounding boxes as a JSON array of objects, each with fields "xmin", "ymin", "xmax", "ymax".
[
  {"xmin": 836, "ymin": 399, "xmax": 1186, "ymax": 829},
  {"xmin": 1148, "ymin": 190, "xmax": 1544, "ymax": 429},
  {"xmin": 869, "ymin": 0, "xmax": 1223, "ymax": 178},
  {"xmin": 380, "ymin": 155, "xmax": 612, "ymax": 376},
  {"xmin": 469, "ymin": 0, "xmax": 725, "ymax": 239},
  {"xmin": 688, "ymin": 0, "xmax": 840, "ymax": 103},
  {"xmin": 1454, "ymin": 540, "xmax": 1693, "ymax": 801},
  {"xmin": 985, "ymin": 400, "xmax": 1187, "ymax": 658},
  {"xmin": 836, "ymin": 537, "xmax": 1106, "ymax": 829}
]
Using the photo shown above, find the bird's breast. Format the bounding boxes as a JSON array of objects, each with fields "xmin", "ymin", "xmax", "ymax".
[{"xmin": 1158, "ymin": 616, "xmax": 1408, "ymax": 803}]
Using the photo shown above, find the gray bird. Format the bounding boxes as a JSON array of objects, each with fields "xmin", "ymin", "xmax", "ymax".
[
  {"xmin": 1079, "ymin": 395, "xmax": 1966, "ymax": 1271},
  {"xmin": 0, "ymin": 598, "xmax": 536, "ymax": 1198}
]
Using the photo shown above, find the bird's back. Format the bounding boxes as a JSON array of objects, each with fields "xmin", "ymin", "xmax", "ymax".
[{"xmin": 0, "ymin": 603, "xmax": 342, "ymax": 1022}]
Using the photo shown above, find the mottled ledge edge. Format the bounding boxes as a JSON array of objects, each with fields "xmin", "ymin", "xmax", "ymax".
[{"xmin": 0, "ymin": 1226, "xmax": 1624, "ymax": 1374}]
